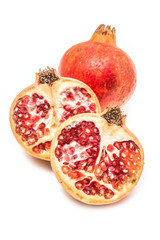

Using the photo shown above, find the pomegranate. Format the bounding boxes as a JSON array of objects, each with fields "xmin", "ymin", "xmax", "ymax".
[
  {"xmin": 59, "ymin": 24, "xmax": 136, "ymax": 111},
  {"xmin": 51, "ymin": 107, "xmax": 144, "ymax": 204},
  {"xmin": 10, "ymin": 68, "xmax": 101, "ymax": 160}
]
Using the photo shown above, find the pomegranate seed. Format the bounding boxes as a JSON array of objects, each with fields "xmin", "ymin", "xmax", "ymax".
[
  {"xmin": 64, "ymin": 104, "xmax": 72, "ymax": 111},
  {"xmin": 24, "ymin": 113, "xmax": 30, "ymax": 119},
  {"xmin": 122, "ymin": 168, "xmax": 129, "ymax": 174},
  {"xmin": 32, "ymin": 93, "xmax": 39, "ymax": 98},
  {"xmin": 64, "ymin": 154, "xmax": 70, "ymax": 162},
  {"xmin": 129, "ymin": 141, "xmax": 137, "ymax": 151},
  {"xmin": 38, "ymin": 143, "xmax": 45, "ymax": 150},
  {"xmin": 75, "ymin": 181, "xmax": 84, "ymax": 190},
  {"xmin": 66, "ymin": 91, "xmax": 74, "ymax": 99},
  {"xmin": 95, "ymin": 166, "xmax": 103, "ymax": 176},
  {"xmin": 102, "ymin": 174, "xmax": 108, "ymax": 183},
  {"xmin": 112, "ymin": 153, "xmax": 118, "ymax": 159},
  {"xmin": 87, "ymin": 121, "xmax": 95, "ymax": 128},
  {"xmin": 85, "ymin": 93, "xmax": 91, "ymax": 99},
  {"xmin": 62, "ymin": 166, "xmax": 70, "ymax": 174},
  {"xmin": 76, "ymin": 101, "xmax": 81, "ymax": 106},
  {"xmin": 17, "ymin": 99, "xmax": 23, "ymax": 106},
  {"xmin": 81, "ymin": 88, "xmax": 87, "ymax": 94},
  {"xmin": 55, "ymin": 147, "xmax": 62, "ymax": 158},
  {"xmin": 25, "ymin": 129, "xmax": 32, "ymax": 136},
  {"xmin": 89, "ymin": 103, "xmax": 96, "ymax": 111},
  {"xmin": 18, "ymin": 113, "xmax": 23, "ymax": 118},
  {"xmin": 99, "ymin": 187, "xmax": 105, "ymax": 196},
  {"xmin": 81, "ymin": 121, "xmax": 87, "ymax": 127},
  {"xmin": 23, "ymin": 96, "xmax": 30, "ymax": 104},
  {"xmin": 92, "ymin": 127, "xmax": 99, "ymax": 134},
  {"xmin": 45, "ymin": 141, "xmax": 51, "ymax": 150},
  {"xmin": 83, "ymin": 186, "xmax": 91, "ymax": 195},
  {"xmin": 28, "ymin": 137, "xmax": 37, "ymax": 145},
  {"xmin": 84, "ymin": 177, "xmax": 92, "ymax": 185},
  {"xmin": 113, "ymin": 141, "xmax": 122, "ymax": 150},
  {"xmin": 32, "ymin": 115, "xmax": 40, "ymax": 123},
  {"xmin": 107, "ymin": 144, "xmax": 114, "ymax": 152},
  {"xmin": 38, "ymin": 123, "xmax": 45, "ymax": 129},
  {"xmin": 77, "ymin": 160, "xmax": 87, "ymax": 170},
  {"xmin": 68, "ymin": 147, "xmax": 75, "ymax": 155},
  {"xmin": 86, "ymin": 148, "xmax": 92, "ymax": 155},
  {"xmin": 85, "ymin": 164, "xmax": 94, "ymax": 173},
  {"xmin": 100, "ymin": 161, "xmax": 107, "ymax": 171},
  {"xmin": 80, "ymin": 140, "xmax": 87, "ymax": 146},
  {"xmin": 41, "ymin": 112, "xmax": 47, "ymax": 118},
  {"xmin": 84, "ymin": 127, "xmax": 92, "ymax": 135},
  {"xmin": 68, "ymin": 171, "xmax": 84, "ymax": 180},
  {"xmin": 32, "ymin": 146, "xmax": 41, "ymax": 154},
  {"xmin": 80, "ymin": 133, "xmax": 87, "ymax": 139},
  {"xmin": 72, "ymin": 109, "xmax": 77, "ymax": 115},
  {"xmin": 104, "ymin": 189, "xmax": 114, "ymax": 199},
  {"xmin": 79, "ymin": 106, "xmax": 86, "ymax": 112},
  {"xmin": 44, "ymin": 104, "xmax": 50, "ymax": 110},
  {"xmin": 108, "ymin": 166, "xmax": 115, "ymax": 172}
]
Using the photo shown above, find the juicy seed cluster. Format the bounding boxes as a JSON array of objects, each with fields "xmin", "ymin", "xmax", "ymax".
[
  {"xmin": 58, "ymin": 87, "xmax": 96, "ymax": 122},
  {"xmin": 55, "ymin": 120, "xmax": 100, "ymax": 173},
  {"xmin": 13, "ymin": 93, "xmax": 51, "ymax": 150},
  {"xmin": 75, "ymin": 178, "xmax": 114, "ymax": 199},
  {"xmin": 32, "ymin": 141, "xmax": 52, "ymax": 154},
  {"xmin": 55, "ymin": 121, "xmax": 115, "ymax": 200},
  {"xmin": 95, "ymin": 141, "xmax": 141, "ymax": 190}
]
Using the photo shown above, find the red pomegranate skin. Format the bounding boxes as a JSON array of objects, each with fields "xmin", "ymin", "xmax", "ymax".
[{"xmin": 59, "ymin": 26, "xmax": 136, "ymax": 111}]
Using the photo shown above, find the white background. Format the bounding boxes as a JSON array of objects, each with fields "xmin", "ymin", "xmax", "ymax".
[{"xmin": 0, "ymin": 0, "xmax": 160, "ymax": 239}]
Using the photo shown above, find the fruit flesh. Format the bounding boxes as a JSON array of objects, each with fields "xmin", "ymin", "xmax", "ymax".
[
  {"xmin": 51, "ymin": 114, "xmax": 144, "ymax": 204},
  {"xmin": 10, "ymin": 73, "xmax": 100, "ymax": 160},
  {"xmin": 13, "ymin": 94, "xmax": 52, "ymax": 150}
]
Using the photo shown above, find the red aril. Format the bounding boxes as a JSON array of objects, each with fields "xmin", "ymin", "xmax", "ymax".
[
  {"xmin": 10, "ymin": 68, "xmax": 101, "ymax": 160},
  {"xmin": 51, "ymin": 107, "xmax": 144, "ymax": 204},
  {"xmin": 59, "ymin": 24, "xmax": 136, "ymax": 111}
]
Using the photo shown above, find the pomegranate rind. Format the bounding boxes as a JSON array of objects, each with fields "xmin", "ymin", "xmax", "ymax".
[
  {"xmin": 10, "ymin": 70, "xmax": 101, "ymax": 161},
  {"xmin": 58, "ymin": 25, "xmax": 137, "ymax": 111},
  {"xmin": 50, "ymin": 113, "xmax": 144, "ymax": 205}
]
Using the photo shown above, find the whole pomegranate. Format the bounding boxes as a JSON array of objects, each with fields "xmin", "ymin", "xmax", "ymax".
[
  {"xmin": 10, "ymin": 68, "xmax": 100, "ymax": 160},
  {"xmin": 59, "ymin": 24, "xmax": 136, "ymax": 110},
  {"xmin": 51, "ymin": 107, "xmax": 144, "ymax": 204}
]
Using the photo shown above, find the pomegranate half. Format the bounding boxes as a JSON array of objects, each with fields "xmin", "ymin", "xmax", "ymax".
[
  {"xmin": 59, "ymin": 24, "xmax": 137, "ymax": 111},
  {"xmin": 51, "ymin": 108, "xmax": 144, "ymax": 204},
  {"xmin": 10, "ymin": 68, "xmax": 101, "ymax": 160}
]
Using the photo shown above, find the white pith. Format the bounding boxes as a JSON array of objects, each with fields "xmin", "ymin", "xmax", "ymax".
[{"xmin": 56, "ymin": 86, "xmax": 96, "ymax": 122}]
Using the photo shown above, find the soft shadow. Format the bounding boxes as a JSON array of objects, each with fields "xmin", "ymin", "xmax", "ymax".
[{"xmin": 24, "ymin": 152, "xmax": 52, "ymax": 172}]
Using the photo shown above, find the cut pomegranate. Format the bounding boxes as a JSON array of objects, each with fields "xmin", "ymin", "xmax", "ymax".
[
  {"xmin": 10, "ymin": 68, "xmax": 101, "ymax": 160},
  {"xmin": 59, "ymin": 24, "xmax": 136, "ymax": 111},
  {"xmin": 51, "ymin": 107, "xmax": 144, "ymax": 204}
]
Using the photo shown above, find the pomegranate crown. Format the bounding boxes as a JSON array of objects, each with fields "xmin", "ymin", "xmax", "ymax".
[
  {"xmin": 90, "ymin": 24, "xmax": 116, "ymax": 45},
  {"xmin": 37, "ymin": 67, "xmax": 59, "ymax": 85},
  {"xmin": 102, "ymin": 107, "xmax": 122, "ymax": 126}
]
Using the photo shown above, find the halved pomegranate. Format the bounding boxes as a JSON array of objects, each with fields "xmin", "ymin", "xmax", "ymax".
[
  {"xmin": 10, "ymin": 68, "xmax": 101, "ymax": 160},
  {"xmin": 51, "ymin": 107, "xmax": 144, "ymax": 204}
]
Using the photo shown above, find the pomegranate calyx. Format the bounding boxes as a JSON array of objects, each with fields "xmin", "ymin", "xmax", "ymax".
[
  {"xmin": 90, "ymin": 24, "xmax": 116, "ymax": 45},
  {"xmin": 102, "ymin": 107, "xmax": 122, "ymax": 126},
  {"xmin": 37, "ymin": 67, "xmax": 59, "ymax": 86}
]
